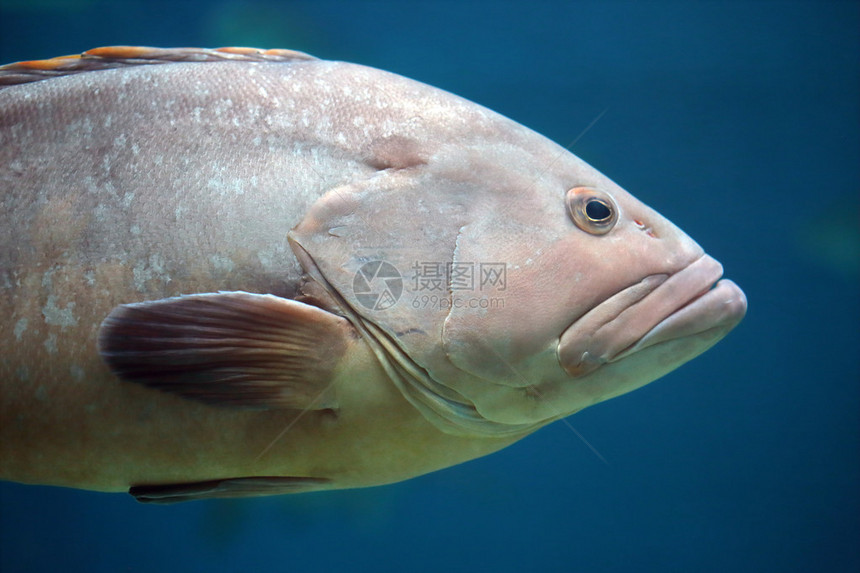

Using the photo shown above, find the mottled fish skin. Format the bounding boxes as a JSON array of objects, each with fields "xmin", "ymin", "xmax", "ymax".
[
  {"xmin": 0, "ymin": 47, "xmax": 745, "ymax": 501},
  {"xmin": 1, "ymin": 47, "xmax": 527, "ymax": 497}
]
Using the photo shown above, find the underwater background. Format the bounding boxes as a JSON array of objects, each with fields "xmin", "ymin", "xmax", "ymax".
[{"xmin": 0, "ymin": 1, "xmax": 857, "ymax": 572}]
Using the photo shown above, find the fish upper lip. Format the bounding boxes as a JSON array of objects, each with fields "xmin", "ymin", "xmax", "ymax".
[
  {"xmin": 612, "ymin": 276, "xmax": 747, "ymax": 362},
  {"xmin": 558, "ymin": 254, "xmax": 746, "ymax": 377}
]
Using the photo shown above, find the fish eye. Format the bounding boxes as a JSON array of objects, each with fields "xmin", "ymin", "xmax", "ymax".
[
  {"xmin": 566, "ymin": 186, "xmax": 618, "ymax": 235},
  {"xmin": 585, "ymin": 199, "xmax": 611, "ymax": 221}
]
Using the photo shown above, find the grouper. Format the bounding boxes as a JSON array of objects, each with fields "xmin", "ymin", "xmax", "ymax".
[{"xmin": 0, "ymin": 47, "xmax": 746, "ymax": 503}]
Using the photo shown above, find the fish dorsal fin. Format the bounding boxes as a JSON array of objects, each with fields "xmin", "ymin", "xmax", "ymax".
[{"xmin": 0, "ymin": 46, "xmax": 316, "ymax": 88}]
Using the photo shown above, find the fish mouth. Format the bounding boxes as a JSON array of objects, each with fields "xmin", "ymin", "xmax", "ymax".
[{"xmin": 558, "ymin": 254, "xmax": 747, "ymax": 378}]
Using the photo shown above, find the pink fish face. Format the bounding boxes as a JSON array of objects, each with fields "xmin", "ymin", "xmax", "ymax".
[
  {"xmin": 428, "ymin": 157, "xmax": 747, "ymax": 429},
  {"xmin": 292, "ymin": 130, "xmax": 747, "ymax": 433}
]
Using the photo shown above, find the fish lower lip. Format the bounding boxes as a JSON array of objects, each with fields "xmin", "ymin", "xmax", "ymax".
[
  {"xmin": 558, "ymin": 254, "xmax": 745, "ymax": 377},
  {"xmin": 612, "ymin": 277, "xmax": 747, "ymax": 361}
]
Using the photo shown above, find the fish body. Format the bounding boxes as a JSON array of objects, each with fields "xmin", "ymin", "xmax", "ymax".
[{"xmin": 0, "ymin": 48, "xmax": 746, "ymax": 502}]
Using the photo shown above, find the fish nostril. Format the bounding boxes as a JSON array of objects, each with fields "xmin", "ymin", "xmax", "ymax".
[{"xmin": 633, "ymin": 219, "xmax": 657, "ymax": 238}]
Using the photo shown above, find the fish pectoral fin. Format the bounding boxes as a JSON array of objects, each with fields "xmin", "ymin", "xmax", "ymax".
[
  {"xmin": 129, "ymin": 476, "xmax": 331, "ymax": 504},
  {"xmin": 98, "ymin": 291, "xmax": 354, "ymax": 410}
]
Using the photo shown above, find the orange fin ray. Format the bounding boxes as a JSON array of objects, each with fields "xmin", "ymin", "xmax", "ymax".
[{"xmin": 0, "ymin": 46, "xmax": 315, "ymax": 88}]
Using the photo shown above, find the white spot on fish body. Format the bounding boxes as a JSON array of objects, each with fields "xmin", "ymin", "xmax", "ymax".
[
  {"xmin": 43, "ymin": 333, "xmax": 58, "ymax": 354},
  {"xmin": 103, "ymin": 181, "xmax": 118, "ymax": 200},
  {"xmin": 70, "ymin": 365, "xmax": 85, "ymax": 382},
  {"xmin": 257, "ymin": 244, "xmax": 288, "ymax": 271},
  {"xmin": 68, "ymin": 117, "xmax": 94, "ymax": 137},
  {"xmin": 8, "ymin": 159, "xmax": 24, "ymax": 174},
  {"xmin": 42, "ymin": 295, "xmax": 78, "ymax": 328},
  {"xmin": 93, "ymin": 203, "xmax": 110, "ymax": 225},
  {"xmin": 13, "ymin": 318, "xmax": 28, "ymax": 341},
  {"xmin": 133, "ymin": 254, "xmax": 170, "ymax": 292},
  {"xmin": 213, "ymin": 98, "xmax": 234, "ymax": 118},
  {"xmin": 41, "ymin": 267, "xmax": 54, "ymax": 289},
  {"xmin": 132, "ymin": 266, "xmax": 147, "ymax": 291},
  {"xmin": 210, "ymin": 254, "xmax": 235, "ymax": 273}
]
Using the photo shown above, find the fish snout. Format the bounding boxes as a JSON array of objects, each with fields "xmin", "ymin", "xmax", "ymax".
[{"xmin": 557, "ymin": 254, "xmax": 746, "ymax": 378}]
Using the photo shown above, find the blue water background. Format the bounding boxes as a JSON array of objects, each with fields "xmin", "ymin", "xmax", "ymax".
[{"xmin": 0, "ymin": 1, "xmax": 857, "ymax": 572}]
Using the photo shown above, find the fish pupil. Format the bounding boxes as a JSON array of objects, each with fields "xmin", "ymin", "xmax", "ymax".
[{"xmin": 585, "ymin": 199, "xmax": 611, "ymax": 222}]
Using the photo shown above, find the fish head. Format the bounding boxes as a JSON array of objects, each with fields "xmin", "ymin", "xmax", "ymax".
[
  {"xmin": 437, "ymin": 146, "xmax": 748, "ymax": 426},
  {"xmin": 289, "ymin": 95, "xmax": 746, "ymax": 435}
]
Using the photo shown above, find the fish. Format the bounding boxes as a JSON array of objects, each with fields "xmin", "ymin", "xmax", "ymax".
[{"xmin": 0, "ymin": 46, "xmax": 746, "ymax": 503}]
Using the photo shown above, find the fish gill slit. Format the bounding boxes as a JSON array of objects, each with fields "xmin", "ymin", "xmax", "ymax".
[{"xmin": 442, "ymin": 224, "xmax": 467, "ymax": 335}]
